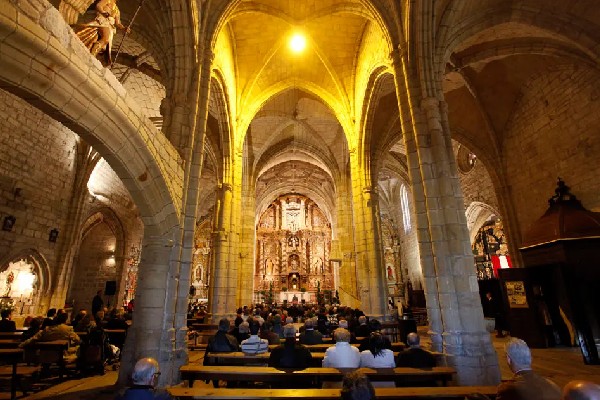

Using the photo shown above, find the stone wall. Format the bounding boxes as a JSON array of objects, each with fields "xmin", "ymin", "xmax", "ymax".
[
  {"xmin": 503, "ymin": 65, "xmax": 600, "ymax": 239},
  {"xmin": 68, "ymin": 222, "xmax": 117, "ymax": 312},
  {"xmin": 0, "ymin": 89, "xmax": 76, "ymax": 302}
]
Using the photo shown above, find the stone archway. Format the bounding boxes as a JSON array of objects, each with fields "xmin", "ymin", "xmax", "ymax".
[{"xmin": 0, "ymin": 249, "xmax": 51, "ymax": 317}]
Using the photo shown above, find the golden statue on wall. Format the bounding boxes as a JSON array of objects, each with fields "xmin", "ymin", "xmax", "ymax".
[{"xmin": 74, "ymin": 0, "xmax": 130, "ymax": 64}]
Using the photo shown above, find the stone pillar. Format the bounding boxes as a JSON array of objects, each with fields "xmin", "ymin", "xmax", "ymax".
[
  {"xmin": 208, "ymin": 182, "xmax": 236, "ymax": 320},
  {"xmin": 390, "ymin": 48, "xmax": 500, "ymax": 385},
  {"xmin": 119, "ymin": 231, "xmax": 177, "ymax": 385},
  {"xmin": 349, "ymin": 150, "xmax": 387, "ymax": 318}
]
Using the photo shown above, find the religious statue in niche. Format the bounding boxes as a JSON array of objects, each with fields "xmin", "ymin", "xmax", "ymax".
[
  {"xmin": 289, "ymin": 255, "xmax": 300, "ymax": 272},
  {"xmin": 287, "ymin": 235, "xmax": 299, "ymax": 250},
  {"xmin": 266, "ymin": 258, "xmax": 275, "ymax": 275},
  {"xmin": 387, "ymin": 265, "xmax": 395, "ymax": 281},
  {"xmin": 74, "ymin": 0, "xmax": 131, "ymax": 64},
  {"xmin": 313, "ymin": 257, "xmax": 323, "ymax": 275}
]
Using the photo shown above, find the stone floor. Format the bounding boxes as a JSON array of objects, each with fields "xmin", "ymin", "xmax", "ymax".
[{"xmin": 2, "ymin": 333, "xmax": 598, "ymax": 399}]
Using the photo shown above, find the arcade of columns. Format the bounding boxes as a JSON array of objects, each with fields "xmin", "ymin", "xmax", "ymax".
[{"xmin": 0, "ymin": 0, "xmax": 508, "ymax": 387}]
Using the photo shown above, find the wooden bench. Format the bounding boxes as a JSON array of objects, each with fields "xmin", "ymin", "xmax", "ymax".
[
  {"xmin": 0, "ymin": 349, "xmax": 24, "ymax": 400},
  {"xmin": 0, "ymin": 332, "xmax": 22, "ymax": 340},
  {"xmin": 27, "ymin": 340, "xmax": 72, "ymax": 380},
  {"xmin": 0, "ymin": 339, "xmax": 21, "ymax": 349},
  {"xmin": 169, "ymin": 386, "xmax": 497, "ymax": 399},
  {"xmin": 204, "ymin": 352, "xmax": 400, "ymax": 367},
  {"xmin": 180, "ymin": 366, "xmax": 455, "ymax": 388}
]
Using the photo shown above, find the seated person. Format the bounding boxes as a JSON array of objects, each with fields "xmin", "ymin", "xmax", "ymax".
[
  {"xmin": 322, "ymin": 328, "xmax": 360, "ymax": 368},
  {"xmin": 71, "ymin": 309, "xmax": 87, "ymax": 328},
  {"xmin": 20, "ymin": 312, "xmax": 80, "ymax": 346},
  {"xmin": 41, "ymin": 308, "xmax": 57, "ymax": 329},
  {"xmin": 353, "ymin": 315, "xmax": 370, "ymax": 340},
  {"xmin": 76, "ymin": 313, "xmax": 97, "ymax": 333},
  {"xmin": 360, "ymin": 332, "xmax": 396, "ymax": 368},
  {"xmin": 341, "ymin": 371, "xmax": 376, "ymax": 400},
  {"xmin": 21, "ymin": 316, "xmax": 44, "ymax": 341},
  {"xmin": 497, "ymin": 338, "xmax": 560, "ymax": 400},
  {"xmin": 234, "ymin": 321, "xmax": 251, "ymax": 343},
  {"xmin": 106, "ymin": 308, "xmax": 129, "ymax": 330},
  {"xmin": 395, "ymin": 332, "xmax": 435, "ymax": 368},
  {"xmin": 269, "ymin": 324, "xmax": 312, "ymax": 369},
  {"xmin": 205, "ymin": 318, "xmax": 238, "ymax": 354},
  {"xmin": 240, "ymin": 319, "xmax": 269, "ymax": 355},
  {"xmin": 259, "ymin": 322, "xmax": 281, "ymax": 345},
  {"xmin": 117, "ymin": 357, "xmax": 172, "ymax": 400},
  {"xmin": 562, "ymin": 380, "xmax": 600, "ymax": 400},
  {"xmin": 299, "ymin": 318, "xmax": 323, "ymax": 345},
  {"xmin": 0, "ymin": 309, "xmax": 16, "ymax": 332},
  {"xmin": 358, "ymin": 319, "xmax": 381, "ymax": 352}
]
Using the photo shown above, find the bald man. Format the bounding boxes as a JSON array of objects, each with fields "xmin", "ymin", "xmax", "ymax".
[
  {"xmin": 118, "ymin": 357, "xmax": 172, "ymax": 400},
  {"xmin": 562, "ymin": 380, "xmax": 600, "ymax": 400}
]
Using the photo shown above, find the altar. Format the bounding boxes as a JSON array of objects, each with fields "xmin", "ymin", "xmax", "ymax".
[{"xmin": 279, "ymin": 291, "xmax": 312, "ymax": 303}]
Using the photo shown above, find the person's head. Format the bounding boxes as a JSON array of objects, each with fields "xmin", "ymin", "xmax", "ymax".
[
  {"xmin": 57, "ymin": 309, "xmax": 66, "ymax": 317},
  {"xmin": 55, "ymin": 312, "xmax": 68, "ymax": 325},
  {"xmin": 358, "ymin": 315, "xmax": 367, "ymax": 325},
  {"xmin": 486, "ymin": 292, "xmax": 492, "ymax": 300},
  {"xmin": 272, "ymin": 314, "xmax": 282, "ymax": 325},
  {"xmin": 285, "ymin": 316, "xmax": 293, "ymax": 325},
  {"xmin": 283, "ymin": 323, "xmax": 296, "ymax": 338},
  {"xmin": 505, "ymin": 338, "xmax": 532, "ymax": 373},
  {"xmin": 1, "ymin": 309, "xmax": 11, "ymax": 320},
  {"xmin": 562, "ymin": 380, "xmax": 600, "ymax": 400},
  {"xmin": 97, "ymin": 290, "xmax": 102, "ymax": 296},
  {"xmin": 304, "ymin": 318, "xmax": 315, "ymax": 330},
  {"xmin": 334, "ymin": 328, "xmax": 351, "ymax": 343},
  {"xmin": 47, "ymin": 308, "xmax": 57, "ymax": 318},
  {"xmin": 338, "ymin": 319, "xmax": 348, "ymax": 329},
  {"xmin": 238, "ymin": 321, "xmax": 250, "ymax": 334},
  {"xmin": 95, "ymin": 310, "xmax": 105, "ymax": 322},
  {"xmin": 29, "ymin": 316, "xmax": 43, "ymax": 330},
  {"xmin": 406, "ymin": 332, "xmax": 421, "ymax": 347},
  {"xmin": 368, "ymin": 318, "xmax": 381, "ymax": 332},
  {"xmin": 341, "ymin": 371, "xmax": 376, "ymax": 400},
  {"xmin": 249, "ymin": 319, "xmax": 261, "ymax": 335},
  {"xmin": 79, "ymin": 313, "xmax": 92, "ymax": 326},
  {"xmin": 368, "ymin": 332, "xmax": 386, "ymax": 357},
  {"xmin": 131, "ymin": 357, "xmax": 160, "ymax": 386},
  {"xmin": 218, "ymin": 318, "xmax": 230, "ymax": 332}
]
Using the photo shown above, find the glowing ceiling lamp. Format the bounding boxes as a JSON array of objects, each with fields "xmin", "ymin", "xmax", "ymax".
[{"xmin": 289, "ymin": 33, "xmax": 306, "ymax": 53}]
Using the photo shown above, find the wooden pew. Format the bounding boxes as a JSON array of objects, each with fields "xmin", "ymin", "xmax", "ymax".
[
  {"xmin": 180, "ymin": 366, "xmax": 455, "ymax": 388},
  {"xmin": 169, "ymin": 386, "xmax": 497, "ymax": 399},
  {"xmin": 0, "ymin": 332, "xmax": 22, "ymax": 340},
  {"xmin": 267, "ymin": 342, "xmax": 405, "ymax": 352},
  {"xmin": 0, "ymin": 348, "xmax": 39, "ymax": 400},
  {"xmin": 0, "ymin": 340, "xmax": 21, "ymax": 349},
  {"xmin": 33, "ymin": 340, "xmax": 71, "ymax": 380},
  {"xmin": 204, "ymin": 351, "xmax": 400, "ymax": 367}
]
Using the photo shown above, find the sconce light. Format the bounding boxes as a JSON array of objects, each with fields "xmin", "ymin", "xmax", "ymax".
[
  {"xmin": 49, "ymin": 228, "xmax": 59, "ymax": 242},
  {"xmin": 2, "ymin": 215, "xmax": 16, "ymax": 232}
]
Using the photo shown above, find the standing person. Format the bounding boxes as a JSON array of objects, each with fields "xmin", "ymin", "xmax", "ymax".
[
  {"xmin": 0, "ymin": 309, "xmax": 16, "ymax": 332},
  {"xmin": 496, "ymin": 338, "xmax": 561, "ymax": 400},
  {"xmin": 485, "ymin": 292, "xmax": 506, "ymax": 338},
  {"xmin": 92, "ymin": 290, "xmax": 104, "ymax": 316}
]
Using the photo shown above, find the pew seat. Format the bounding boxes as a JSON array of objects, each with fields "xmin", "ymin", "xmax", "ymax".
[
  {"xmin": 168, "ymin": 386, "xmax": 497, "ymax": 399},
  {"xmin": 180, "ymin": 365, "xmax": 455, "ymax": 387}
]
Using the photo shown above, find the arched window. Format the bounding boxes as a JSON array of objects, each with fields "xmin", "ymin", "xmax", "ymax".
[{"xmin": 400, "ymin": 184, "xmax": 411, "ymax": 233}]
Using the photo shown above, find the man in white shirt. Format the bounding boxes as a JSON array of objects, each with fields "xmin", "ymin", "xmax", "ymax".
[
  {"xmin": 322, "ymin": 328, "xmax": 360, "ymax": 368},
  {"xmin": 240, "ymin": 319, "xmax": 269, "ymax": 355}
]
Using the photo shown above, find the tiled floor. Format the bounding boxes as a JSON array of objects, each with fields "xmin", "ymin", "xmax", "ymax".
[{"xmin": 2, "ymin": 333, "xmax": 598, "ymax": 399}]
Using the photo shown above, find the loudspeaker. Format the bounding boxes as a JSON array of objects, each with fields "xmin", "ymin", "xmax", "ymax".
[{"xmin": 104, "ymin": 280, "xmax": 117, "ymax": 296}]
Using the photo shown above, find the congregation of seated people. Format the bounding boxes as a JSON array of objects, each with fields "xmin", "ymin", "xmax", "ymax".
[{"xmin": 0, "ymin": 304, "xmax": 131, "ymax": 379}]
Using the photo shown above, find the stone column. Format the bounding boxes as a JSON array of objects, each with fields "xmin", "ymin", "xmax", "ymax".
[
  {"xmin": 349, "ymin": 150, "xmax": 387, "ymax": 318},
  {"xmin": 119, "ymin": 231, "xmax": 177, "ymax": 385},
  {"xmin": 390, "ymin": 49, "xmax": 500, "ymax": 385},
  {"xmin": 208, "ymin": 182, "xmax": 236, "ymax": 320}
]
